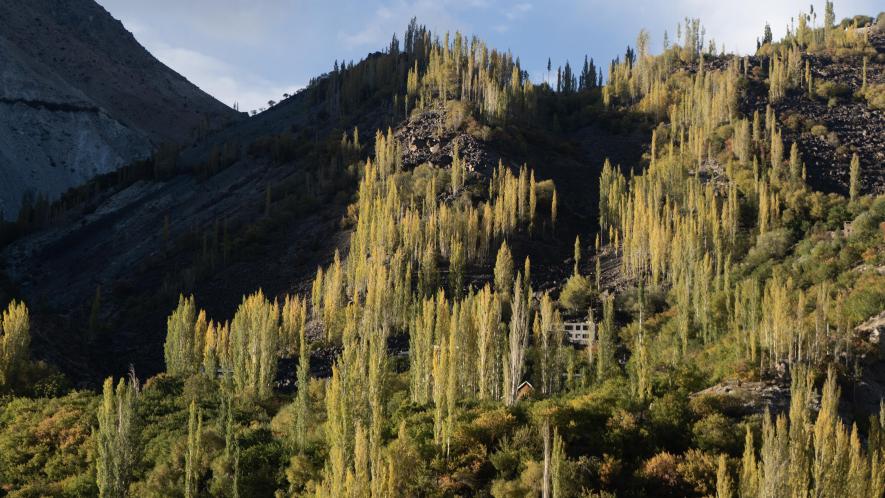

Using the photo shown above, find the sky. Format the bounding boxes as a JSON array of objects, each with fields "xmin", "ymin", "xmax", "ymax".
[{"xmin": 96, "ymin": 0, "xmax": 879, "ymax": 112}]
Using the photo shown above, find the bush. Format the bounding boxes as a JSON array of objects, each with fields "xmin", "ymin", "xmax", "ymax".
[
  {"xmin": 640, "ymin": 452, "xmax": 682, "ymax": 495},
  {"xmin": 815, "ymin": 81, "xmax": 851, "ymax": 101},
  {"xmin": 744, "ymin": 228, "xmax": 794, "ymax": 270},
  {"xmin": 860, "ymin": 83, "xmax": 885, "ymax": 110},
  {"xmin": 560, "ymin": 274, "xmax": 594, "ymax": 313},
  {"xmin": 841, "ymin": 274, "xmax": 885, "ymax": 326},
  {"xmin": 688, "ymin": 393, "xmax": 745, "ymax": 418},
  {"xmin": 810, "ymin": 124, "xmax": 828, "ymax": 137},
  {"xmin": 692, "ymin": 413, "xmax": 742, "ymax": 454},
  {"xmin": 445, "ymin": 100, "xmax": 471, "ymax": 131},
  {"xmin": 676, "ymin": 449, "xmax": 718, "ymax": 496},
  {"xmin": 0, "ymin": 392, "xmax": 98, "ymax": 496}
]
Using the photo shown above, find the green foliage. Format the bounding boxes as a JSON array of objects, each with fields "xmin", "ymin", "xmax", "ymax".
[
  {"xmin": 164, "ymin": 295, "xmax": 203, "ymax": 376},
  {"xmin": 5, "ymin": 13, "xmax": 885, "ymax": 498},
  {"xmin": 0, "ymin": 392, "xmax": 98, "ymax": 497},
  {"xmin": 1, "ymin": 300, "xmax": 30, "ymax": 390},
  {"xmin": 230, "ymin": 291, "xmax": 280, "ymax": 399},
  {"xmin": 743, "ymin": 228, "xmax": 795, "ymax": 271},
  {"xmin": 96, "ymin": 375, "xmax": 139, "ymax": 498},
  {"xmin": 494, "ymin": 241, "xmax": 515, "ymax": 297},
  {"xmin": 692, "ymin": 413, "xmax": 742, "ymax": 454},
  {"xmin": 860, "ymin": 83, "xmax": 885, "ymax": 110},
  {"xmin": 559, "ymin": 274, "xmax": 594, "ymax": 313}
]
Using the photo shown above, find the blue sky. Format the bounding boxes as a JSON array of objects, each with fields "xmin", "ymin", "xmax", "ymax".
[{"xmin": 96, "ymin": 0, "xmax": 879, "ymax": 112}]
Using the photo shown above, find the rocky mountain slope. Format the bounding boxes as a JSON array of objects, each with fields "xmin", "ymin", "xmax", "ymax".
[
  {"xmin": 3, "ymin": 18, "xmax": 881, "ymax": 386},
  {"xmin": 0, "ymin": 79, "xmax": 645, "ymax": 383},
  {"xmin": 0, "ymin": 0, "xmax": 241, "ymax": 219},
  {"xmin": 743, "ymin": 29, "xmax": 885, "ymax": 194}
]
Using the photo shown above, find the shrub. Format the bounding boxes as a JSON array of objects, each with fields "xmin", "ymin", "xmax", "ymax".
[
  {"xmin": 810, "ymin": 124, "xmax": 828, "ymax": 137},
  {"xmin": 640, "ymin": 452, "xmax": 682, "ymax": 493},
  {"xmin": 445, "ymin": 100, "xmax": 471, "ymax": 131},
  {"xmin": 692, "ymin": 413, "xmax": 742, "ymax": 454},
  {"xmin": 860, "ymin": 83, "xmax": 885, "ymax": 110},
  {"xmin": 676, "ymin": 449, "xmax": 718, "ymax": 496},
  {"xmin": 560, "ymin": 274, "xmax": 594, "ymax": 313},
  {"xmin": 744, "ymin": 228, "xmax": 794, "ymax": 270},
  {"xmin": 688, "ymin": 393, "xmax": 745, "ymax": 418},
  {"xmin": 460, "ymin": 407, "xmax": 517, "ymax": 447},
  {"xmin": 815, "ymin": 81, "xmax": 851, "ymax": 100}
]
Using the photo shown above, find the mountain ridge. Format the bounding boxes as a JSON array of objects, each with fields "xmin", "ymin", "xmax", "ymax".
[{"xmin": 0, "ymin": 0, "xmax": 242, "ymax": 219}]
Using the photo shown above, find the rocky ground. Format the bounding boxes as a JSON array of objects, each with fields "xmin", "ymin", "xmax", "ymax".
[
  {"xmin": 741, "ymin": 29, "xmax": 885, "ymax": 195},
  {"xmin": 396, "ymin": 104, "xmax": 499, "ymax": 174}
]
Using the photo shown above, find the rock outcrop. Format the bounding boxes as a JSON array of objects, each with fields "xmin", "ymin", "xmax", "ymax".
[{"xmin": 0, "ymin": 0, "xmax": 241, "ymax": 219}]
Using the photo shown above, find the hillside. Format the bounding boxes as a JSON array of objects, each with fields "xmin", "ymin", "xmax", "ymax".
[
  {"xmin": 0, "ymin": 47, "xmax": 646, "ymax": 382},
  {"xmin": 0, "ymin": 0, "xmax": 241, "ymax": 220},
  {"xmin": 0, "ymin": 8, "xmax": 884, "ymax": 498}
]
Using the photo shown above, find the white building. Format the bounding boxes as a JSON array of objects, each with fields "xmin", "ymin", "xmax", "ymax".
[{"xmin": 563, "ymin": 321, "xmax": 595, "ymax": 346}]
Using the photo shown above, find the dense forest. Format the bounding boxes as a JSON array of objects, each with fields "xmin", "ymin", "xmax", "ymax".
[{"xmin": 2, "ymin": 3, "xmax": 885, "ymax": 497}]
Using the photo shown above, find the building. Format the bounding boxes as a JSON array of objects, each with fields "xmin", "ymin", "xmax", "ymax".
[
  {"xmin": 516, "ymin": 381, "xmax": 535, "ymax": 401},
  {"xmin": 563, "ymin": 321, "xmax": 595, "ymax": 346}
]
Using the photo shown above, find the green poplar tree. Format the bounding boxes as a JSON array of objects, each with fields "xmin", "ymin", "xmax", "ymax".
[
  {"xmin": 96, "ymin": 374, "xmax": 139, "ymax": 498},
  {"xmin": 0, "ymin": 300, "xmax": 30, "ymax": 389},
  {"xmin": 849, "ymin": 154, "xmax": 860, "ymax": 201},
  {"xmin": 293, "ymin": 311, "xmax": 310, "ymax": 451},
  {"xmin": 185, "ymin": 400, "xmax": 203, "ymax": 498},
  {"xmin": 494, "ymin": 241, "xmax": 514, "ymax": 298}
]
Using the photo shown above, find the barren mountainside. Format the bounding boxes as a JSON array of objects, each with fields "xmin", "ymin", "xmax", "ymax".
[{"xmin": 0, "ymin": 0, "xmax": 241, "ymax": 219}]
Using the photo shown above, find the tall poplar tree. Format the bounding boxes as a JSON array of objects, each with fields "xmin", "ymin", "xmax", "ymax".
[
  {"xmin": 96, "ymin": 374, "xmax": 139, "ymax": 498},
  {"xmin": 505, "ymin": 273, "xmax": 530, "ymax": 406},
  {"xmin": 0, "ymin": 300, "xmax": 29, "ymax": 389}
]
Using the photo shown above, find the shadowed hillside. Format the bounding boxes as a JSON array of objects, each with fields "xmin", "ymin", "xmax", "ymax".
[{"xmin": 0, "ymin": 0, "xmax": 241, "ymax": 220}]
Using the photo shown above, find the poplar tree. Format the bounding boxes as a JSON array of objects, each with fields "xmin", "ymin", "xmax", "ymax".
[
  {"xmin": 849, "ymin": 154, "xmax": 860, "ymax": 201},
  {"xmin": 293, "ymin": 310, "xmax": 310, "ymax": 451},
  {"xmin": 537, "ymin": 293, "xmax": 563, "ymax": 395},
  {"xmin": 551, "ymin": 189, "xmax": 559, "ymax": 230},
  {"xmin": 770, "ymin": 128, "xmax": 784, "ymax": 179},
  {"xmin": 230, "ymin": 291, "xmax": 280, "ymax": 399},
  {"xmin": 505, "ymin": 273, "xmax": 530, "ymax": 406},
  {"xmin": 789, "ymin": 142, "xmax": 802, "ymax": 181},
  {"xmin": 596, "ymin": 293, "xmax": 616, "ymax": 381},
  {"xmin": 573, "ymin": 235, "xmax": 581, "ymax": 275},
  {"xmin": 529, "ymin": 171, "xmax": 537, "ymax": 232},
  {"xmin": 476, "ymin": 285, "xmax": 502, "ymax": 400},
  {"xmin": 449, "ymin": 239, "xmax": 465, "ymax": 299},
  {"xmin": 0, "ymin": 300, "xmax": 29, "ymax": 389},
  {"xmin": 164, "ymin": 295, "xmax": 199, "ymax": 375},
  {"xmin": 551, "ymin": 427, "xmax": 565, "ymax": 498},
  {"xmin": 96, "ymin": 374, "xmax": 139, "ymax": 498},
  {"xmin": 410, "ymin": 296, "xmax": 436, "ymax": 404},
  {"xmin": 740, "ymin": 427, "xmax": 760, "ymax": 498},
  {"xmin": 494, "ymin": 241, "xmax": 514, "ymax": 297},
  {"xmin": 185, "ymin": 400, "xmax": 203, "ymax": 498},
  {"xmin": 716, "ymin": 454, "xmax": 734, "ymax": 498}
]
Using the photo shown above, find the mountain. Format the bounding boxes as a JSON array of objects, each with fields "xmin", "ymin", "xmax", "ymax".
[
  {"xmin": 0, "ymin": 0, "xmax": 241, "ymax": 220},
  {"xmin": 2, "ymin": 15, "xmax": 884, "ymax": 385},
  {"xmin": 0, "ymin": 56, "xmax": 646, "ymax": 381},
  {"xmin": 1, "ymin": 10, "xmax": 885, "ymax": 498}
]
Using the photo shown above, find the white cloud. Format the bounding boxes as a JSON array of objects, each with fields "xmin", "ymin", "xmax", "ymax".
[
  {"xmin": 338, "ymin": 0, "xmax": 478, "ymax": 49},
  {"xmin": 505, "ymin": 2, "xmax": 532, "ymax": 21},
  {"xmin": 149, "ymin": 43, "xmax": 301, "ymax": 112},
  {"xmin": 571, "ymin": 0, "xmax": 879, "ymax": 55}
]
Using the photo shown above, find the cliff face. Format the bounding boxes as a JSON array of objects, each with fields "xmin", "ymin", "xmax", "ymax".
[{"xmin": 0, "ymin": 0, "xmax": 241, "ymax": 219}]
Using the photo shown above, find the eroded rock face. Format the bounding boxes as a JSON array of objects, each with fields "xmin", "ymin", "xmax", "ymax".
[
  {"xmin": 691, "ymin": 380, "xmax": 795, "ymax": 416},
  {"xmin": 740, "ymin": 27, "xmax": 885, "ymax": 196},
  {"xmin": 396, "ymin": 104, "xmax": 497, "ymax": 174},
  {"xmin": 0, "ymin": 0, "xmax": 240, "ymax": 219}
]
